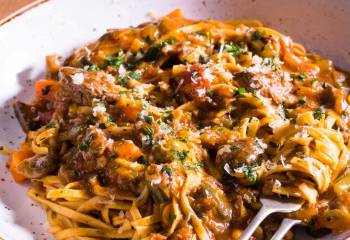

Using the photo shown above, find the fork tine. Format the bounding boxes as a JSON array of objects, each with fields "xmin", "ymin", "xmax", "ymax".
[
  {"xmin": 239, "ymin": 198, "xmax": 301, "ymax": 240},
  {"xmin": 271, "ymin": 218, "xmax": 302, "ymax": 240},
  {"xmin": 238, "ymin": 205, "xmax": 274, "ymax": 240}
]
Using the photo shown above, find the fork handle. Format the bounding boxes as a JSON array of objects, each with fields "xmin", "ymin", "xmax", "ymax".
[
  {"xmin": 271, "ymin": 218, "xmax": 301, "ymax": 240},
  {"xmin": 239, "ymin": 206, "xmax": 274, "ymax": 240}
]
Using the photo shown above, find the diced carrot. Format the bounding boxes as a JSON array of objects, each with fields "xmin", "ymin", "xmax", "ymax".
[
  {"xmin": 34, "ymin": 79, "xmax": 58, "ymax": 101},
  {"xmin": 166, "ymin": 9, "xmax": 183, "ymax": 19},
  {"xmin": 114, "ymin": 140, "xmax": 142, "ymax": 161},
  {"xmin": 117, "ymin": 95, "xmax": 142, "ymax": 122},
  {"xmin": 8, "ymin": 146, "xmax": 34, "ymax": 183},
  {"xmin": 159, "ymin": 9, "xmax": 192, "ymax": 33}
]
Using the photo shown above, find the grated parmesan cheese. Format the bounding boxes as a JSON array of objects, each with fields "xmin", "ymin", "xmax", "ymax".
[
  {"xmin": 71, "ymin": 72, "xmax": 85, "ymax": 85},
  {"xmin": 92, "ymin": 99, "xmax": 106, "ymax": 117},
  {"xmin": 118, "ymin": 64, "xmax": 127, "ymax": 77},
  {"xmin": 106, "ymin": 73, "xmax": 115, "ymax": 82}
]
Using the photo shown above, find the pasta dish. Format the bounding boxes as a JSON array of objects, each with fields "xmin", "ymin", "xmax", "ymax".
[{"xmin": 4, "ymin": 9, "xmax": 350, "ymax": 240}]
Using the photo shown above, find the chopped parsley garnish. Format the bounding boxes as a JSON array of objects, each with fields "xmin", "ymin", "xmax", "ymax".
[
  {"xmin": 234, "ymin": 164, "xmax": 258, "ymax": 183},
  {"xmin": 129, "ymin": 71, "xmax": 141, "ymax": 80},
  {"xmin": 269, "ymin": 142, "xmax": 280, "ymax": 148},
  {"xmin": 161, "ymin": 166, "xmax": 173, "ymax": 176},
  {"xmin": 167, "ymin": 113, "xmax": 174, "ymax": 122},
  {"xmin": 98, "ymin": 122, "xmax": 107, "ymax": 129},
  {"xmin": 44, "ymin": 123, "xmax": 55, "ymax": 129},
  {"xmin": 179, "ymin": 136, "xmax": 188, "ymax": 142},
  {"xmin": 145, "ymin": 116, "xmax": 154, "ymax": 124},
  {"xmin": 313, "ymin": 106, "xmax": 326, "ymax": 120},
  {"xmin": 144, "ymin": 36, "xmax": 154, "ymax": 44},
  {"xmin": 296, "ymin": 72, "xmax": 308, "ymax": 81},
  {"xmin": 248, "ymin": 87, "xmax": 256, "ymax": 95},
  {"xmin": 262, "ymin": 58, "xmax": 281, "ymax": 72},
  {"xmin": 235, "ymin": 87, "xmax": 246, "ymax": 96},
  {"xmin": 154, "ymin": 86, "xmax": 161, "ymax": 92},
  {"xmin": 138, "ymin": 111, "xmax": 154, "ymax": 124},
  {"xmin": 104, "ymin": 51, "xmax": 125, "ymax": 68},
  {"xmin": 137, "ymin": 155, "xmax": 149, "ymax": 166},
  {"xmin": 87, "ymin": 64, "xmax": 98, "ymax": 71},
  {"xmin": 252, "ymin": 31, "xmax": 261, "ymax": 40},
  {"xmin": 157, "ymin": 119, "xmax": 173, "ymax": 133},
  {"xmin": 298, "ymin": 97, "xmax": 306, "ymax": 105},
  {"xmin": 322, "ymin": 82, "xmax": 328, "ymax": 88},
  {"xmin": 168, "ymin": 214, "xmax": 176, "ymax": 222},
  {"xmin": 118, "ymin": 76, "xmax": 129, "ymax": 84},
  {"xmin": 107, "ymin": 117, "xmax": 115, "ymax": 124},
  {"xmin": 41, "ymin": 86, "xmax": 51, "ymax": 95},
  {"xmin": 194, "ymin": 162, "xmax": 204, "ymax": 168},
  {"xmin": 162, "ymin": 107, "xmax": 173, "ymax": 114},
  {"xmin": 144, "ymin": 43, "xmax": 164, "ymax": 61},
  {"xmin": 144, "ymin": 126, "xmax": 153, "ymax": 135},
  {"xmin": 166, "ymin": 37, "xmax": 176, "ymax": 45},
  {"xmin": 79, "ymin": 142, "xmax": 89, "ymax": 151},
  {"xmin": 117, "ymin": 72, "xmax": 141, "ymax": 85},
  {"xmin": 143, "ymin": 126, "xmax": 154, "ymax": 146},
  {"xmin": 173, "ymin": 150, "xmax": 189, "ymax": 162},
  {"xmin": 311, "ymin": 78, "xmax": 318, "ymax": 86},
  {"xmin": 118, "ymin": 89, "xmax": 135, "ymax": 94},
  {"xmin": 224, "ymin": 42, "xmax": 246, "ymax": 57}
]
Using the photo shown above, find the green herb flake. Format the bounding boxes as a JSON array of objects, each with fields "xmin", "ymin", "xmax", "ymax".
[
  {"xmin": 311, "ymin": 78, "xmax": 318, "ymax": 87},
  {"xmin": 144, "ymin": 43, "xmax": 164, "ymax": 61},
  {"xmin": 143, "ymin": 115, "xmax": 154, "ymax": 124},
  {"xmin": 87, "ymin": 64, "xmax": 98, "ymax": 71},
  {"xmin": 313, "ymin": 106, "xmax": 326, "ymax": 120},
  {"xmin": 194, "ymin": 162, "xmax": 204, "ymax": 168},
  {"xmin": 104, "ymin": 51, "xmax": 125, "ymax": 68},
  {"xmin": 168, "ymin": 214, "xmax": 176, "ymax": 222},
  {"xmin": 143, "ymin": 126, "xmax": 154, "ymax": 146},
  {"xmin": 269, "ymin": 142, "xmax": 280, "ymax": 148},
  {"xmin": 234, "ymin": 164, "xmax": 258, "ymax": 183},
  {"xmin": 137, "ymin": 155, "xmax": 149, "ymax": 166},
  {"xmin": 129, "ymin": 71, "xmax": 141, "ymax": 80},
  {"xmin": 296, "ymin": 72, "xmax": 308, "ymax": 81},
  {"xmin": 166, "ymin": 37, "xmax": 176, "ymax": 45},
  {"xmin": 45, "ymin": 123, "xmax": 55, "ymax": 129},
  {"xmin": 154, "ymin": 86, "xmax": 161, "ymax": 92},
  {"xmin": 41, "ymin": 86, "xmax": 51, "ymax": 95},
  {"xmin": 157, "ymin": 119, "xmax": 173, "ymax": 133},
  {"xmin": 118, "ymin": 89, "xmax": 135, "ymax": 95},
  {"xmin": 79, "ymin": 142, "xmax": 89, "ymax": 151},
  {"xmin": 161, "ymin": 166, "xmax": 173, "ymax": 176},
  {"xmin": 173, "ymin": 150, "xmax": 189, "ymax": 162},
  {"xmin": 235, "ymin": 87, "xmax": 246, "ymax": 96},
  {"xmin": 118, "ymin": 76, "xmax": 129, "ymax": 84},
  {"xmin": 252, "ymin": 31, "xmax": 261, "ymax": 40},
  {"xmin": 144, "ymin": 36, "xmax": 154, "ymax": 44},
  {"xmin": 167, "ymin": 113, "xmax": 174, "ymax": 122},
  {"xmin": 98, "ymin": 122, "xmax": 107, "ymax": 129},
  {"xmin": 224, "ymin": 42, "xmax": 246, "ymax": 57},
  {"xmin": 298, "ymin": 97, "xmax": 306, "ymax": 105}
]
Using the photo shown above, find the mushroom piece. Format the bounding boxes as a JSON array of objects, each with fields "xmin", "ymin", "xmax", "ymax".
[{"xmin": 16, "ymin": 154, "xmax": 56, "ymax": 179}]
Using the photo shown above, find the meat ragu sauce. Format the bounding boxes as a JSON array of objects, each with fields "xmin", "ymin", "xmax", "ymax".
[{"xmin": 10, "ymin": 9, "xmax": 350, "ymax": 240}]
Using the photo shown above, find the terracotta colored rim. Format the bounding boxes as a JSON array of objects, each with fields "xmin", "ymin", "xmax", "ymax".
[{"xmin": 0, "ymin": 0, "xmax": 49, "ymax": 27}]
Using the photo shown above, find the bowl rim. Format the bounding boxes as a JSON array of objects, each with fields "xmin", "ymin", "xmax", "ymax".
[{"xmin": 0, "ymin": 0, "xmax": 48, "ymax": 27}]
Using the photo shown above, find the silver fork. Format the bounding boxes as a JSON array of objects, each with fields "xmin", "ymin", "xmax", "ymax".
[
  {"xmin": 239, "ymin": 198, "xmax": 350, "ymax": 240},
  {"xmin": 239, "ymin": 197, "xmax": 302, "ymax": 240}
]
